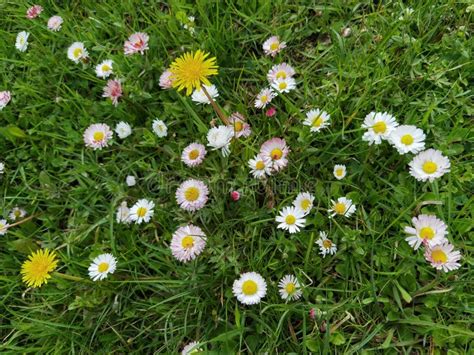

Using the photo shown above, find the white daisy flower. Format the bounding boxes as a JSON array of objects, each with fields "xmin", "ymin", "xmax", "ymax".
[
  {"xmin": 88, "ymin": 253, "xmax": 117, "ymax": 281},
  {"xmin": 67, "ymin": 42, "xmax": 88, "ymax": 63},
  {"xmin": 9, "ymin": 207, "xmax": 27, "ymax": 221},
  {"xmin": 152, "ymin": 119, "xmax": 168, "ymax": 138},
  {"xmin": 0, "ymin": 219, "xmax": 9, "ymax": 236},
  {"xmin": 293, "ymin": 192, "xmax": 315, "ymax": 215},
  {"xmin": 316, "ymin": 231, "xmax": 338, "ymax": 257},
  {"xmin": 267, "ymin": 63, "xmax": 296, "ymax": 83},
  {"xmin": 47, "ymin": 15, "xmax": 63, "ymax": 31},
  {"xmin": 129, "ymin": 199, "xmax": 155, "ymax": 224},
  {"xmin": 263, "ymin": 35, "xmax": 286, "ymax": 57},
  {"xmin": 271, "ymin": 77, "xmax": 296, "ymax": 93},
  {"xmin": 228, "ymin": 112, "xmax": 251, "ymax": 138},
  {"xmin": 232, "ymin": 272, "xmax": 267, "ymax": 305},
  {"xmin": 126, "ymin": 175, "xmax": 136, "ymax": 187},
  {"xmin": 114, "ymin": 121, "xmax": 132, "ymax": 139},
  {"xmin": 303, "ymin": 109, "xmax": 331, "ymax": 133},
  {"xmin": 0, "ymin": 162, "xmax": 4, "ymax": 174},
  {"xmin": 333, "ymin": 164, "xmax": 347, "ymax": 180},
  {"xmin": 83, "ymin": 123, "xmax": 113, "ymax": 150},
  {"xmin": 95, "ymin": 59, "xmax": 114, "ymax": 79},
  {"xmin": 329, "ymin": 197, "xmax": 356, "ymax": 218},
  {"xmin": 191, "ymin": 84, "xmax": 219, "ymax": 105},
  {"xmin": 0, "ymin": 91, "xmax": 11, "ymax": 110},
  {"xmin": 424, "ymin": 242, "xmax": 461, "ymax": 272},
  {"xmin": 248, "ymin": 153, "xmax": 272, "ymax": 179},
  {"xmin": 254, "ymin": 88, "xmax": 275, "ymax": 109},
  {"xmin": 408, "ymin": 149, "xmax": 450, "ymax": 182},
  {"xmin": 278, "ymin": 274, "xmax": 302, "ymax": 301},
  {"xmin": 389, "ymin": 125, "xmax": 426, "ymax": 155},
  {"xmin": 404, "ymin": 214, "xmax": 448, "ymax": 250},
  {"xmin": 181, "ymin": 341, "xmax": 203, "ymax": 355},
  {"xmin": 181, "ymin": 142, "xmax": 207, "ymax": 167},
  {"xmin": 116, "ymin": 201, "xmax": 132, "ymax": 224},
  {"xmin": 207, "ymin": 125, "xmax": 234, "ymax": 157},
  {"xmin": 276, "ymin": 206, "xmax": 306, "ymax": 234},
  {"xmin": 175, "ymin": 179, "xmax": 209, "ymax": 212},
  {"xmin": 15, "ymin": 31, "xmax": 29, "ymax": 52},
  {"xmin": 362, "ymin": 112, "xmax": 399, "ymax": 145},
  {"xmin": 170, "ymin": 224, "xmax": 206, "ymax": 262},
  {"xmin": 260, "ymin": 137, "xmax": 290, "ymax": 172}
]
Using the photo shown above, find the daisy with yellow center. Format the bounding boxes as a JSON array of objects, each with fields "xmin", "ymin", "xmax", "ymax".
[
  {"xmin": 262, "ymin": 35, "xmax": 287, "ymax": 57},
  {"xmin": 9, "ymin": 207, "xmax": 26, "ymax": 221},
  {"xmin": 276, "ymin": 206, "xmax": 306, "ymax": 234},
  {"xmin": 278, "ymin": 274, "xmax": 302, "ymax": 301},
  {"xmin": 388, "ymin": 125, "xmax": 426, "ymax": 155},
  {"xmin": 424, "ymin": 242, "xmax": 461, "ymax": 272},
  {"xmin": 169, "ymin": 50, "xmax": 218, "ymax": 95},
  {"xmin": 83, "ymin": 123, "xmax": 113, "ymax": 150},
  {"xmin": 170, "ymin": 224, "xmax": 206, "ymax": 262},
  {"xmin": 248, "ymin": 153, "xmax": 272, "ymax": 179},
  {"xmin": 232, "ymin": 272, "xmax": 267, "ymax": 305},
  {"xmin": 255, "ymin": 88, "xmax": 276, "ymax": 109},
  {"xmin": 15, "ymin": 31, "xmax": 29, "ymax": 52},
  {"xmin": 267, "ymin": 63, "xmax": 296, "ymax": 83},
  {"xmin": 404, "ymin": 214, "xmax": 448, "ymax": 250},
  {"xmin": 303, "ymin": 108, "xmax": 331, "ymax": 133},
  {"xmin": 316, "ymin": 231, "xmax": 338, "ymax": 257},
  {"xmin": 129, "ymin": 199, "xmax": 155, "ymax": 224},
  {"xmin": 228, "ymin": 112, "xmax": 251, "ymax": 138},
  {"xmin": 0, "ymin": 219, "xmax": 10, "ymax": 235},
  {"xmin": 362, "ymin": 111, "xmax": 398, "ymax": 145},
  {"xmin": 181, "ymin": 142, "xmax": 207, "ymax": 167},
  {"xmin": 260, "ymin": 137, "xmax": 290, "ymax": 172},
  {"xmin": 88, "ymin": 253, "xmax": 117, "ymax": 281},
  {"xmin": 21, "ymin": 249, "xmax": 58, "ymax": 288},
  {"xmin": 271, "ymin": 77, "xmax": 296, "ymax": 93},
  {"xmin": 408, "ymin": 149, "xmax": 450, "ymax": 182},
  {"xmin": 293, "ymin": 192, "xmax": 315, "ymax": 215},
  {"xmin": 176, "ymin": 179, "xmax": 209, "ymax": 211},
  {"xmin": 191, "ymin": 84, "xmax": 219, "ymax": 104},
  {"xmin": 95, "ymin": 59, "xmax": 113, "ymax": 78},
  {"xmin": 333, "ymin": 164, "xmax": 347, "ymax": 180},
  {"xmin": 329, "ymin": 197, "xmax": 356, "ymax": 218},
  {"xmin": 67, "ymin": 42, "xmax": 88, "ymax": 63}
]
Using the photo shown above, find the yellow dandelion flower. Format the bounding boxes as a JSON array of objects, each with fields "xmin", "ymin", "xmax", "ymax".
[
  {"xmin": 169, "ymin": 50, "xmax": 218, "ymax": 95},
  {"xmin": 21, "ymin": 248, "xmax": 58, "ymax": 288}
]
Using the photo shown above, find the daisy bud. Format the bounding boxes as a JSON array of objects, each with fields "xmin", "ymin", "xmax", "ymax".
[
  {"xmin": 309, "ymin": 308, "xmax": 316, "ymax": 320},
  {"xmin": 265, "ymin": 107, "xmax": 276, "ymax": 117},
  {"xmin": 341, "ymin": 27, "xmax": 352, "ymax": 38},
  {"xmin": 230, "ymin": 191, "xmax": 240, "ymax": 201}
]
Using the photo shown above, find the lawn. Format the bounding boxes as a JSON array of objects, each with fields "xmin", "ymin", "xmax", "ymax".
[{"xmin": 0, "ymin": 0, "xmax": 473, "ymax": 353}]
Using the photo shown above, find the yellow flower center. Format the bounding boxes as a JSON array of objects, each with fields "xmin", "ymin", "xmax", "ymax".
[
  {"xmin": 334, "ymin": 202, "xmax": 346, "ymax": 215},
  {"xmin": 372, "ymin": 121, "xmax": 387, "ymax": 134},
  {"xmin": 73, "ymin": 48, "xmax": 83, "ymax": 58},
  {"xmin": 20, "ymin": 38, "xmax": 25, "ymax": 45},
  {"xmin": 14, "ymin": 210, "xmax": 21, "ymax": 218},
  {"xmin": 270, "ymin": 148, "xmax": 283, "ymax": 160},
  {"xmin": 335, "ymin": 168, "xmax": 344, "ymax": 176},
  {"xmin": 276, "ymin": 71, "xmax": 287, "ymax": 80},
  {"xmin": 188, "ymin": 149, "xmax": 199, "ymax": 160},
  {"xmin": 93, "ymin": 131, "xmax": 105, "ymax": 141},
  {"xmin": 181, "ymin": 236, "xmax": 194, "ymax": 249},
  {"xmin": 312, "ymin": 117, "xmax": 323, "ymax": 127},
  {"xmin": 285, "ymin": 282, "xmax": 296, "ymax": 294},
  {"xmin": 242, "ymin": 280, "xmax": 258, "ymax": 295},
  {"xmin": 270, "ymin": 42, "xmax": 279, "ymax": 51},
  {"xmin": 185, "ymin": 187, "xmax": 200, "ymax": 202},
  {"xmin": 300, "ymin": 199, "xmax": 311, "ymax": 210},
  {"xmin": 102, "ymin": 64, "xmax": 111, "ymax": 72},
  {"xmin": 323, "ymin": 239, "xmax": 333, "ymax": 249},
  {"xmin": 98, "ymin": 262, "xmax": 109, "ymax": 273},
  {"xmin": 285, "ymin": 215, "xmax": 296, "ymax": 225},
  {"xmin": 136, "ymin": 207, "xmax": 147, "ymax": 218},
  {"xmin": 420, "ymin": 227, "xmax": 435, "ymax": 240},
  {"xmin": 255, "ymin": 161, "xmax": 265, "ymax": 170},
  {"xmin": 233, "ymin": 121, "xmax": 243, "ymax": 132},
  {"xmin": 431, "ymin": 249, "xmax": 447, "ymax": 263},
  {"xmin": 400, "ymin": 134, "xmax": 414, "ymax": 145},
  {"xmin": 278, "ymin": 82, "xmax": 287, "ymax": 90},
  {"xmin": 260, "ymin": 95, "xmax": 268, "ymax": 103},
  {"xmin": 422, "ymin": 161, "xmax": 437, "ymax": 174}
]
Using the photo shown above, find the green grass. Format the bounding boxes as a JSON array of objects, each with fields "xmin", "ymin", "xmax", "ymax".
[{"xmin": 1, "ymin": 0, "xmax": 473, "ymax": 353}]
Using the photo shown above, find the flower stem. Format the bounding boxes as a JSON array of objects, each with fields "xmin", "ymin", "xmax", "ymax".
[
  {"xmin": 8, "ymin": 213, "xmax": 40, "ymax": 228},
  {"xmin": 53, "ymin": 272, "xmax": 86, "ymax": 282},
  {"xmin": 201, "ymin": 85, "xmax": 229, "ymax": 125}
]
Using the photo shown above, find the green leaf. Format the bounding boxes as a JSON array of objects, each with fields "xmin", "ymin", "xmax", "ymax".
[{"xmin": 330, "ymin": 332, "xmax": 346, "ymax": 346}]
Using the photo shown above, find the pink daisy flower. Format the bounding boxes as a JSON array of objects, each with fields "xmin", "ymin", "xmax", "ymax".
[
  {"xmin": 181, "ymin": 142, "xmax": 207, "ymax": 167},
  {"xmin": 47, "ymin": 16, "xmax": 63, "ymax": 31},
  {"xmin": 424, "ymin": 242, "xmax": 461, "ymax": 272},
  {"xmin": 267, "ymin": 63, "xmax": 296, "ymax": 83},
  {"xmin": 263, "ymin": 35, "xmax": 286, "ymax": 57},
  {"xmin": 175, "ymin": 179, "xmax": 209, "ymax": 212},
  {"xmin": 83, "ymin": 123, "xmax": 113, "ymax": 150},
  {"xmin": 26, "ymin": 5, "xmax": 43, "ymax": 19},
  {"xmin": 159, "ymin": 69, "xmax": 174, "ymax": 89},
  {"xmin": 124, "ymin": 32, "xmax": 149, "ymax": 55},
  {"xmin": 102, "ymin": 79, "xmax": 122, "ymax": 106},
  {"xmin": 228, "ymin": 112, "xmax": 251, "ymax": 138},
  {"xmin": 260, "ymin": 137, "xmax": 290, "ymax": 172},
  {"xmin": 0, "ymin": 91, "xmax": 12, "ymax": 110},
  {"xmin": 170, "ymin": 224, "xmax": 206, "ymax": 262}
]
